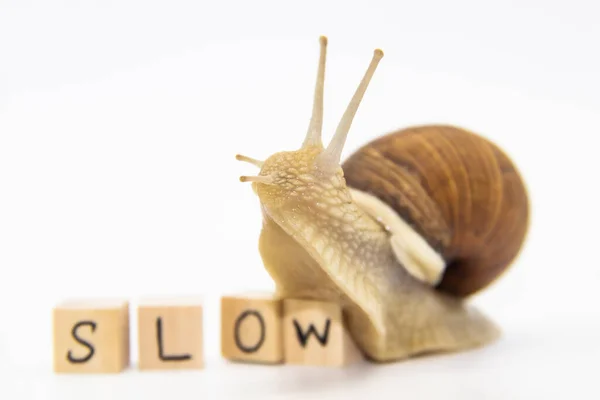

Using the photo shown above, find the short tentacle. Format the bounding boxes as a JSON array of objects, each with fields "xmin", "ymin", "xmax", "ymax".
[
  {"xmin": 236, "ymin": 154, "xmax": 264, "ymax": 168},
  {"xmin": 239, "ymin": 175, "xmax": 274, "ymax": 184}
]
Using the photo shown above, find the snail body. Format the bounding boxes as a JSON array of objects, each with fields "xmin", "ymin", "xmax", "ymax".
[{"xmin": 236, "ymin": 37, "xmax": 529, "ymax": 362}]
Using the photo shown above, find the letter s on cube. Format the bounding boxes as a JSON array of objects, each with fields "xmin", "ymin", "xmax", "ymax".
[{"xmin": 52, "ymin": 299, "xmax": 130, "ymax": 373}]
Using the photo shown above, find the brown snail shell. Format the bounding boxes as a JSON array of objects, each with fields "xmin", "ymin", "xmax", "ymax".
[{"xmin": 342, "ymin": 124, "xmax": 530, "ymax": 297}]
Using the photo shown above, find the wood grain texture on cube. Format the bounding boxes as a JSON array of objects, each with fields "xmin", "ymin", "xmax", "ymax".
[
  {"xmin": 283, "ymin": 298, "xmax": 363, "ymax": 367},
  {"xmin": 220, "ymin": 292, "xmax": 283, "ymax": 364},
  {"xmin": 52, "ymin": 298, "xmax": 130, "ymax": 373},
  {"xmin": 137, "ymin": 297, "xmax": 204, "ymax": 370}
]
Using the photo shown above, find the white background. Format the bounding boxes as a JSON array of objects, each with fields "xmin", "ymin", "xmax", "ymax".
[{"xmin": 1, "ymin": 1, "xmax": 599, "ymax": 399}]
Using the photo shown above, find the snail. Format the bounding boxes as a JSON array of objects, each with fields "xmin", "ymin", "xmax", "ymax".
[{"xmin": 235, "ymin": 36, "xmax": 529, "ymax": 362}]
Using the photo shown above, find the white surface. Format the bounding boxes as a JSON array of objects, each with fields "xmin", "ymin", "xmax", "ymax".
[
  {"xmin": 1, "ymin": 1, "xmax": 599, "ymax": 398},
  {"xmin": 5, "ymin": 321, "xmax": 600, "ymax": 400}
]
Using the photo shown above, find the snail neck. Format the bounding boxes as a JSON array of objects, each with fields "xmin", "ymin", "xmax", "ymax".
[{"xmin": 258, "ymin": 192, "xmax": 392, "ymax": 333}]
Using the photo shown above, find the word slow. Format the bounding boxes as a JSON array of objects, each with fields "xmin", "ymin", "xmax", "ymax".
[{"xmin": 52, "ymin": 293, "xmax": 362, "ymax": 373}]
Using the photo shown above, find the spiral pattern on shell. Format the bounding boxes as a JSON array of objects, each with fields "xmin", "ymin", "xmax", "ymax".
[{"xmin": 341, "ymin": 125, "xmax": 530, "ymax": 297}]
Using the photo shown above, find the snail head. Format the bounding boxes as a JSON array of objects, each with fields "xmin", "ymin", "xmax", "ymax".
[{"xmin": 236, "ymin": 36, "xmax": 384, "ymax": 211}]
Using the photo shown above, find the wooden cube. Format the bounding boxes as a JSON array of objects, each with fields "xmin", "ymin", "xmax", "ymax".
[
  {"xmin": 52, "ymin": 298, "xmax": 130, "ymax": 373},
  {"xmin": 220, "ymin": 292, "xmax": 283, "ymax": 364},
  {"xmin": 137, "ymin": 297, "xmax": 204, "ymax": 370},
  {"xmin": 283, "ymin": 298, "xmax": 363, "ymax": 367}
]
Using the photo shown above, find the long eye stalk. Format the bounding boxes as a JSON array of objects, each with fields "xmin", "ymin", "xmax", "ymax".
[
  {"xmin": 318, "ymin": 48, "xmax": 384, "ymax": 170},
  {"xmin": 302, "ymin": 36, "xmax": 328, "ymax": 149}
]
